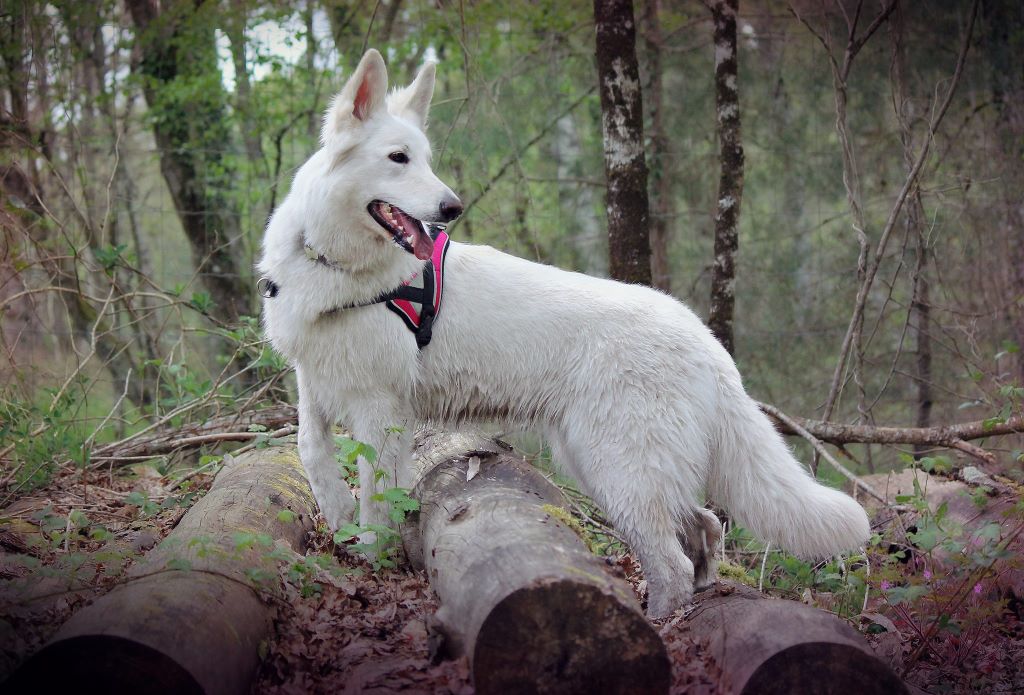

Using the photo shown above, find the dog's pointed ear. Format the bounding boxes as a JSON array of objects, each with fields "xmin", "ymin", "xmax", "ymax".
[
  {"xmin": 323, "ymin": 49, "xmax": 388, "ymax": 140},
  {"xmin": 389, "ymin": 61, "xmax": 436, "ymax": 130}
]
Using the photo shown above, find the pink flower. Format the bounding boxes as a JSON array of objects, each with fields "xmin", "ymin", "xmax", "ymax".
[
  {"xmin": 881, "ymin": 580, "xmax": 892, "ymax": 591},
  {"xmin": 973, "ymin": 582, "xmax": 983, "ymax": 595},
  {"xmin": 923, "ymin": 570, "xmax": 932, "ymax": 580}
]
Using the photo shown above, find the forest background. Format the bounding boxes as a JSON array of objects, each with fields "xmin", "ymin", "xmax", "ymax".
[
  {"xmin": 3, "ymin": 1, "xmax": 1024, "ymax": 690},
  {"xmin": 1, "ymin": 0, "xmax": 1023, "ymax": 515}
]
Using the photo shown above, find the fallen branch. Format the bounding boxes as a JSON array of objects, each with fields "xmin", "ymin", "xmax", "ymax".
[
  {"xmin": 89, "ymin": 404, "xmax": 297, "ymax": 463},
  {"xmin": 759, "ymin": 402, "xmax": 1023, "ymax": 453}
]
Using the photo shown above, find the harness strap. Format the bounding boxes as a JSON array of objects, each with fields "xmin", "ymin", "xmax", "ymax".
[{"xmin": 258, "ymin": 228, "xmax": 450, "ymax": 350}]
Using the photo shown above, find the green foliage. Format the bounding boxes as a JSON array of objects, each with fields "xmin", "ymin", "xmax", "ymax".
[
  {"xmin": 334, "ymin": 435, "xmax": 377, "ymax": 483},
  {"xmin": 332, "ymin": 482, "xmax": 418, "ymax": 572},
  {"xmin": 724, "ymin": 523, "xmax": 871, "ymax": 619},
  {"xmin": 871, "ymin": 476, "xmax": 1019, "ymax": 670},
  {"xmin": 0, "ymin": 381, "xmax": 91, "ymax": 496},
  {"xmin": 93, "ymin": 243, "xmax": 128, "ymax": 272}
]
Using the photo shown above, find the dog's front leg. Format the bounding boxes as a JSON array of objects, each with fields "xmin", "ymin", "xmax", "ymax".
[{"xmin": 296, "ymin": 372, "xmax": 356, "ymax": 530}]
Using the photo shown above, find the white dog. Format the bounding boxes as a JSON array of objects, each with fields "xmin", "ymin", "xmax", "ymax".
[{"xmin": 258, "ymin": 49, "xmax": 870, "ymax": 617}]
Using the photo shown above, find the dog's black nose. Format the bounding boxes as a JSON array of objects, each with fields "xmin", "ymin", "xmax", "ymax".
[{"xmin": 439, "ymin": 197, "xmax": 463, "ymax": 222}]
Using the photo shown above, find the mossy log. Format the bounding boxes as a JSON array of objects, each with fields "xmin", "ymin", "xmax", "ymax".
[
  {"xmin": 683, "ymin": 581, "xmax": 907, "ymax": 695},
  {"xmin": 402, "ymin": 430, "xmax": 670, "ymax": 695},
  {"xmin": 7, "ymin": 448, "xmax": 317, "ymax": 695}
]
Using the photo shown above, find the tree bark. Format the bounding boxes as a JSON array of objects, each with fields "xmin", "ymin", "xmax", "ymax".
[
  {"xmin": 8, "ymin": 447, "xmax": 317, "ymax": 695},
  {"xmin": 706, "ymin": 0, "xmax": 744, "ymax": 356},
  {"xmin": 125, "ymin": 0, "xmax": 250, "ymax": 323},
  {"xmin": 594, "ymin": 0, "xmax": 652, "ymax": 286},
  {"xmin": 641, "ymin": 0, "xmax": 672, "ymax": 292},
  {"xmin": 682, "ymin": 581, "xmax": 907, "ymax": 695},
  {"xmin": 402, "ymin": 430, "xmax": 670, "ymax": 695}
]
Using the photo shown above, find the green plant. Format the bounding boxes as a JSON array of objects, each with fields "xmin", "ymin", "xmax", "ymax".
[
  {"xmin": 723, "ymin": 523, "xmax": 871, "ymax": 618},
  {"xmin": 332, "ymin": 484, "xmax": 420, "ymax": 572},
  {"xmin": 0, "ymin": 382, "xmax": 91, "ymax": 497},
  {"xmin": 873, "ymin": 475, "xmax": 1022, "ymax": 674}
]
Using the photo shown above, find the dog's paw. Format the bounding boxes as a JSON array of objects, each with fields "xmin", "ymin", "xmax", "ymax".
[
  {"xmin": 319, "ymin": 489, "xmax": 357, "ymax": 531},
  {"xmin": 646, "ymin": 585, "xmax": 695, "ymax": 619}
]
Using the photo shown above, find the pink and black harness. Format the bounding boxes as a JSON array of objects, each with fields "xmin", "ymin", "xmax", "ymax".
[{"xmin": 258, "ymin": 226, "xmax": 451, "ymax": 350}]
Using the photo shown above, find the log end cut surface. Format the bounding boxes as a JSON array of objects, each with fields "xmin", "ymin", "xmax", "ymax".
[
  {"xmin": 472, "ymin": 579, "xmax": 670, "ymax": 695},
  {"xmin": 742, "ymin": 641, "xmax": 907, "ymax": 695},
  {"xmin": 6, "ymin": 635, "xmax": 203, "ymax": 695},
  {"xmin": 686, "ymin": 583, "xmax": 907, "ymax": 695}
]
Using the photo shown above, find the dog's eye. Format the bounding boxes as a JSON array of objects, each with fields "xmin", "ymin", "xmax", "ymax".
[{"xmin": 388, "ymin": 152, "xmax": 409, "ymax": 164}]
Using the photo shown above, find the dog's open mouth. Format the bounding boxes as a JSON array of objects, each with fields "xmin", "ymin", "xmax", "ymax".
[{"xmin": 368, "ymin": 200, "xmax": 435, "ymax": 261}]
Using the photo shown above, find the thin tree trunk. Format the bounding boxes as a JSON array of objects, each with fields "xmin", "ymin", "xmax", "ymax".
[
  {"xmin": 304, "ymin": 0, "xmax": 319, "ymax": 140},
  {"xmin": 593, "ymin": 0, "xmax": 652, "ymax": 286},
  {"xmin": 889, "ymin": 3, "xmax": 933, "ymax": 456},
  {"xmin": 641, "ymin": 0, "xmax": 672, "ymax": 292},
  {"xmin": 225, "ymin": 0, "xmax": 265, "ymax": 173},
  {"xmin": 706, "ymin": 0, "xmax": 744, "ymax": 356},
  {"xmin": 2, "ymin": 2, "xmax": 156, "ymax": 408},
  {"xmin": 379, "ymin": 0, "xmax": 403, "ymax": 44},
  {"xmin": 125, "ymin": 0, "xmax": 250, "ymax": 323}
]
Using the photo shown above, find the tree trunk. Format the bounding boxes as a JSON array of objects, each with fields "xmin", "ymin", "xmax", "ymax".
[
  {"xmin": 224, "ymin": 0, "xmax": 266, "ymax": 173},
  {"xmin": 402, "ymin": 430, "xmax": 670, "ymax": 695},
  {"xmin": 707, "ymin": 0, "xmax": 744, "ymax": 356},
  {"xmin": 683, "ymin": 581, "xmax": 907, "ymax": 695},
  {"xmin": 125, "ymin": 0, "xmax": 250, "ymax": 323},
  {"xmin": 8, "ymin": 448, "xmax": 317, "ymax": 695},
  {"xmin": 890, "ymin": 3, "xmax": 933, "ymax": 455},
  {"xmin": 593, "ymin": 0, "xmax": 652, "ymax": 286},
  {"xmin": 641, "ymin": 0, "xmax": 673, "ymax": 292}
]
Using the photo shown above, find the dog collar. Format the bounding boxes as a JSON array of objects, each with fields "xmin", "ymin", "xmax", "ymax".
[{"xmin": 258, "ymin": 227, "xmax": 450, "ymax": 350}]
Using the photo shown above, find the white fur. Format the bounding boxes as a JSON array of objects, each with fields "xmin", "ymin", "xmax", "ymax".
[{"xmin": 259, "ymin": 50, "xmax": 871, "ymax": 617}]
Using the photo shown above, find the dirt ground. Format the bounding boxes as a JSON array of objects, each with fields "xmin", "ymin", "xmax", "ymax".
[{"xmin": 0, "ymin": 463, "xmax": 1021, "ymax": 694}]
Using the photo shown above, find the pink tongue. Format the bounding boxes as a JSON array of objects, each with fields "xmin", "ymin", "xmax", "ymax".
[{"xmin": 410, "ymin": 220, "xmax": 435, "ymax": 260}]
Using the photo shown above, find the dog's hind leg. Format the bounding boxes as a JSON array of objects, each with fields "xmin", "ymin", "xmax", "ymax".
[
  {"xmin": 678, "ymin": 507, "xmax": 722, "ymax": 592},
  {"xmin": 296, "ymin": 370, "xmax": 356, "ymax": 531},
  {"xmin": 554, "ymin": 436, "xmax": 698, "ymax": 618}
]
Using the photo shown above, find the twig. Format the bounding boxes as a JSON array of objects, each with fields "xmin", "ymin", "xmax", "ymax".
[
  {"xmin": 947, "ymin": 439, "xmax": 997, "ymax": 466},
  {"xmin": 759, "ymin": 541, "xmax": 771, "ymax": 593},
  {"xmin": 819, "ymin": 0, "xmax": 980, "ymax": 421},
  {"xmin": 459, "ymin": 87, "xmax": 596, "ymax": 222}
]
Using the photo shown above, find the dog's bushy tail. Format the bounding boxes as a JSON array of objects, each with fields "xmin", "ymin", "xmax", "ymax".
[{"xmin": 707, "ymin": 391, "xmax": 870, "ymax": 558}]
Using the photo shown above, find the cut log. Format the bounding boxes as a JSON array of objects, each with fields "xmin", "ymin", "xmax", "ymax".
[
  {"xmin": 682, "ymin": 581, "xmax": 907, "ymax": 695},
  {"xmin": 402, "ymin": 430, "xmax": 670, "ymax": 695},
  {"xmin": 6, "ymin": 448, "xmax": 317, "ymax": 695}
]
